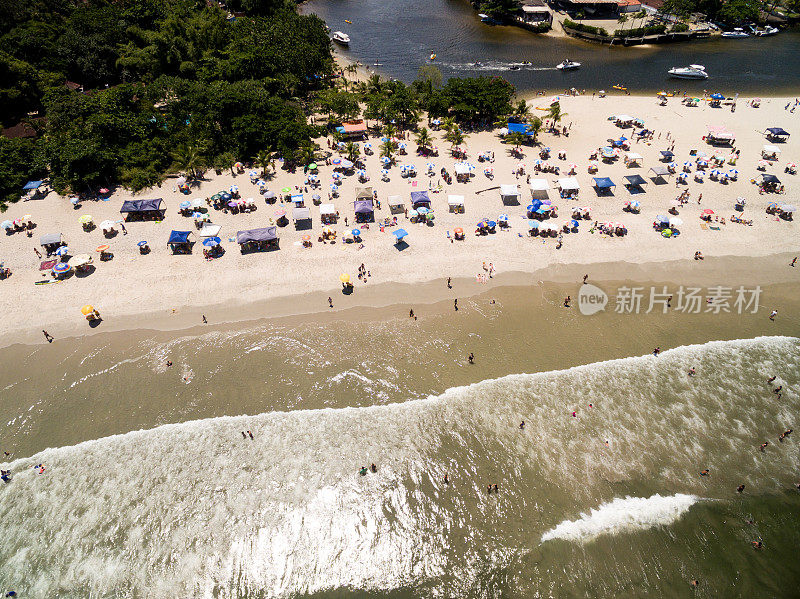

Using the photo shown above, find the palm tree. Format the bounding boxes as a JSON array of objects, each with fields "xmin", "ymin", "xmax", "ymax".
[
  {"xmin": 445, "ymin": 127, "xmax": 465, "ymax": 149},
  {"xmin": 505, "ymin": 131, "xmax": 527, "ymax": 155},
  {"xmin": 255, "ymin": 149, "xmax": 273, "ymax": 178},
  {"xmin": 345, "ymin": 141, "xmax": 360, "ymax": 163},
  {"xmin": 379, "ymin": 139, "xmax": 396, "ymax": 163},
  {"xmin": 171, "ymin": 142, "xmax": 208, "ymax": 179},
  {"xmin": 441, "ymin": 117, "xmax": 456, "ymax": 135},
  {"xmin": 513, "ymin": 100, "xmax": 532, "ymax": 122},
  {"xmin": 547, "ymin": 102, "xmax": 567, "ymax": 131},
  {"xmin": 415, "ymin": 127, "xmax": 432, "ymax": 151},
  {"xmin": 528, "ymin": 116, "xmax": 543, "ymax": 144},
  {"xmin": 617, "ymin": 14, "xmax": 628, "ymax": 34},
  {"xmin": 382, "ymin": 122, "xmax": 397, "ymax": 138}
]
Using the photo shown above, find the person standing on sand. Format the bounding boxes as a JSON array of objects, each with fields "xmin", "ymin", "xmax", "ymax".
[
  {"xmin": 454, "ymin": 299, "xmax": 458, "ymax": 311},
  {"xmin": 409, "ymin": 308, "xmax": 414, "ymax": 318},
  {"xmin": 42, "ymin": 330, "xmax": 53, "ymax": 343},
  {"xmin": 328, "ymin": 297, "xmax": 333, "ymax": 308},
  {"xmin": 447, "ymin": 277, "xmax": 452, "ymax": 288},
  {"xmin": 583, "ymin": 274, "xmax": 588, "ymax": 284},
  {"xmin": 468, "ymin": 353, "xmax": 474, "ymax": 364},
  {"xmin": 791, "ymin": 257, "xmax": 797, "ymax": 267},
  {"xmin": 202, "ymin": 314, "xmax": 208, "ymax": 324},
  {"xmin": 769, "ymin": 310, "xmax": 777, "ymax": 321},
  {"xmin": 34, "ymin": 247, "xmax": 42, "ymax": 259}
]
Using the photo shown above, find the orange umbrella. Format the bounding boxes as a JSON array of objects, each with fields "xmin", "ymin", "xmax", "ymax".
[
  {"xmin": 454, "ymin": 227, "xmax": 464, "ymax": 235},
  {"xmin": 302, "ymin": 235, "xmax": 311, "ymax": 241},
  {"xmin": 96, "ymin": 244, "xmax": 110, "ymax": 252},
  {"xmin": 81, "ymin": 305, "xmax": 95, "ymax": 315}
]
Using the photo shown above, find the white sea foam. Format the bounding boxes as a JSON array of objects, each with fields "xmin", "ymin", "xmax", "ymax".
[{"xmin": 541, "ymin": 494, "xmax": 699, "ymax": 544}]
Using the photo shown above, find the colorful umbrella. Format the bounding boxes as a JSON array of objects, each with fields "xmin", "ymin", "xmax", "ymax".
[
  {"xmin": 53, "ymin": 262, "xmax": 70, "ymax": 273},
  {"xmin": 78, "ymin": 215, "xmax": 93, "ymax": 224},
  {"xmin": 55, "ymin": 246, "xmax": 70, "ymax": 256},
  {"xmin": 96, "ymin": 244, "xmax": 110, "ymax": 252},
  {"xmin": 81, "ymin": 305, "xmax": 95, "ymax": 315}
]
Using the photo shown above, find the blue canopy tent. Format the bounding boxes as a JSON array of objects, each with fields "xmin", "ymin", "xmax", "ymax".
[
  {"xmin": 659, "ymin": 150, "xmax": 674, "ymax": 160},
  {"xmin": 120, "ymin": 198, "xmax": 164, "ymax": 220},
  {"xmin": 167, "ymin": 230, "xmax": 193, "ymax": 253},
  {"xmin": 593, "ymin": 177, "xmax": 616, "ymax": 194},
  {"xmin": 624, "ymin": 174, "xmax": 648, "ymax": 187},
  {"xmin": 766, "ymin": 127, "xmax": 790, "ymax": 141},
  {"xmin": 393, "ymin": 229, "xmax": 408, "ymax": 241},
  {"xmin": 410, "ymin": 191, "xmax": 431, "ymax": 208},
  {"xmin": 22, "ymin": 180, "xmax": 42, "ymax": 190},
  {"xmin": 507, "ymin": 122, "xmax": 531, "ymax": 135}
]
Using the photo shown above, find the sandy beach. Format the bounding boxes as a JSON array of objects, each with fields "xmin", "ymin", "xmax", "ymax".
[{"xmin": 1, "ymin": 93, "xmax": 797, "ymax": 345}]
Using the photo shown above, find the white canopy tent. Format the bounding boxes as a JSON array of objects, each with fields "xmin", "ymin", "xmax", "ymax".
[
  {"xmin": 500, "ymin": 184, "xmax": 520, "ymax": 205},
  {"xmin": 199, "ymin": 224, "xmax": 221, "ymax": 238},
  {"xmin": 529, "ymin": 179, "xmax": 550, "ymax": 200},
  {"xmin": 448, "ymin": 195, "xmax": 465, "ymax": 213},
  {"xmin": 557, "ymin": 177, "xmax": 580, "ymax": 191},
  {"xmin": 762, "ymin": 144, "xmax": 781, "ymax": 158},
  {"xmin": 319, "ymin": 203, "xmax": 337, "ymax": 216},
  {"xmin": 624, "ymin": 152, "xmax": 643, "ymax": 166},
  {"xmin": 454, "ymin": 163, "xmax": 470, "ymax": 175}
]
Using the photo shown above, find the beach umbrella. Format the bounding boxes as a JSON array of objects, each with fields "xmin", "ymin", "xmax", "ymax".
[
  {"xmin": 380, "ymin": 137, "xmax": 389, "ymax": 143},
  {"xmin": 570, "ymin": 219, "xmax": 580, "ymax": 228},
  {"xmin": 308, "ymin": 163, "xmax": 318, "ymax": 170},
  {"xmin": 655, "ymin": 215, "xmax": 669, "ymax": 224},
  {"xmin": 249, "ymin": 170, "xmax": 259, "ymax": 178},
  {"xmin": 683, "ymin": 161, "xmax": 692, "ymax": 169},
  {"xmin": 332, "ymin": 158, "xmax": 342, "ymax": 165},
  {"xmin": 779, "ymin": 204, "xmax": 797, "ymax": 213},
  {"xmin": 229, "ymin": 185, "xmax": 239, "ymax": 194},
  {"xmin": 339, "ymin": 273, "xmax": 350, "ymax": 283},
  {"xmin": 192, "ymin": 211, "xmax": 204, "ymax": 218},
  {"xmin": 55, "ymin": 246, "xmax": 70, "ymax": 256},
  {"xmin": 312, "ymin": 194, "xmax": 321, "ymax": 201},
  {"xmin": 498, "ymin": 214, "xmax": 509, "ymax": 222},
  {"xmin": 487, "ymin": 220, "xmax": 497, "ymax": 228},
  {"xmin": 630, "ymin": 200, "xmax": 641, "ymax": 209},
  {"xmin": 53, "ymin": 262, "xmax": 70, "ymax": 274},
  {"xmin": 264, "ymin": 190, "xmax": 276, "ymax": 200},
  {"xmin": 137, "ymin": 240, "xmax": 148, "ymax": 247},
  {"xmin": 381, "ymin": 157, "xmax": 391, "ymax": 165},
  {"xmin": 322, "ymin": 226, "xmax": 335, "ymax": 235},
  {"xmin": 568, "ymin": 163, "xmax": 578, "ymax": 170},
  {"xmin": 176, "ymin": 176, "xmax": 186, "ymax": 185},
  {"xmin": 341, "ymin": 159, "xmax": 353, "ymax": 169},
  {"xmin": 274, "ymin": 209, "xmax": 286, "ymax": 218},
  {"xmin": 96, "ymin": 244, "xmax": 110, "ymax": 252},
  {"xmin": 728, "ymin": 169, "xmax": 738, "ymax": 178},
  {"xmin": 202, "ymin": 237, "xmax": 221, "ymax": 247},
  {"xmin": 702, "ymin": 209, "xmax": 714, "ymax": 215},
  {"xmin": 417, "ymin": 207, "xmax": 429, "ymax": 215},
  {"xmin": 99, "ymin": 220, "xmax": 115, "ymax": 230},
  {"xmin": 80, "ymin": 305, "xmax": 95, "ymax": 316},
  {"xmin": 528, "ymin": 220, "xmax": 539, "ymax": 229},
  {"xmin": 409, "ymin": 210, "xmax": 419, "ymax": 218},
  {"xmin": 381, "ymin": 169, "xmax": 389, "ymax": 176},
  {"xmin": 398, "ymin": 142, "xmax": 407, "ymax": 149},
  {"xmin": 301, "ymin": 234, "xmax": 311, "ymax": 242},
  {"xmin": 352, "ymin": 228, "xmax": 361, "ymax": 236},
  {"xmin": 364, "ymin": 142, "xmax": 372, "ymax": 149},
  {"xmin": 234, "ymin": 162, "xmax": 243, "ymax": 169},
  {"xmin": 427, "ymin": 162, "xmax": 435, "ymax": 171},
  {"xmin": 255, "ymin": 180, "xmax": 267, "ymax": 189},
  {"xmin": 78, "ymin": 214, "xmax": 93, "ymax": 224},
  {"xmin": 535, "ymin": 207, "xmax": 547, "ymax": 214},
  {"xmin": 0, "ymin": 220, "xmax": 12, "ymax": 230},
  {"xmin": 669, "ymin": 217, "xmax": 683, "ymax": 227},
  {"xmin": 710, "ymin": 93, "xmax": 725, "ymax": 100},
  {"xmin": 331, "ymin": 172, "xmax": 342, "ymax": 179},
  {"xmin": 393, "ymin": 229, "xmax": 408, "ymax": 241}
]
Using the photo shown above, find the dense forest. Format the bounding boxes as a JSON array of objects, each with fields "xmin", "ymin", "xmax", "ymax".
[
  {"xmin": 0, "ymin": 0, "xmax": 520, "ymax": 209},
  {"xmin": 0, "ymin": 0, "xmax": 332, "ymax": 206}
]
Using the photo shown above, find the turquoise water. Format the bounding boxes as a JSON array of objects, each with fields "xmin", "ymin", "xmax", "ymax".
[{"xmin": 0, "ymin": 336, "xmax": 797, "ymax": 597}]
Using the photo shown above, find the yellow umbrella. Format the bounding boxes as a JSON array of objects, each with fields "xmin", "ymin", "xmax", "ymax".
[
  {"xmin": 339, "ymin": 273, "xmax": 350, "ymax": 283},
  {"xmin": 322, "ymin": 226, "xmax": 335, "ymax": 235},
  {"xmin": 81, "ymin": 305, "xmax": 95, "ymax": 315},
  {"xmin": 78, "ymin": 215, "xmax": 93, "ymax": 224}
]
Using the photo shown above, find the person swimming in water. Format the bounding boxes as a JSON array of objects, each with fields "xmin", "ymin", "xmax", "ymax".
[
  {"xmin": 737, "ymin": 484, "xmax": 745, "ymax": 493},
  {"xmin": 760, "ymin": 442, "xmax": 769, "ymax": 452},
  {"xmin": 768, "ymin": 376, "xmax": 777, "ymax": 383},
  {"xmin": 751, "ymin": 540, "xmax": 763, "ymax": 549},
  {"xmin": 520, "ymin": 421, "xmax": 525, "ymax": 429},
  {"xmin": 443, "ymin": 472, "xmax": 449, "ymax": 484},
  {"xmin": 688, "ymin": 367, "xmax": 696, "ymax": 376},
  {"xmin": 700, "ymin": 469, "xmax": 709, "ymax": 476}
]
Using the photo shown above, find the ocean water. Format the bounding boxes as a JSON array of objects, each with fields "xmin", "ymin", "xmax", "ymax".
[{"xmin": 1, "ymin": 336, "xmax": 798, "ymax": 597}]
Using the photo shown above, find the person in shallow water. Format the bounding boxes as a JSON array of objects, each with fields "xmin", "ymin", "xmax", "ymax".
[
  {"xmin": 700, "ymin": 469, "xmax": 709, "ymax": 476},
  {"xmin": 737, "ymin": 484, "xmax": 745, "ymax": 493},
  {"xmin": 359, "ymin": 466, "xmax": 368, "ymax": 476},
  {"xmin": 370, "ymin": 463, "xmax": 377, "ymax": 473}
]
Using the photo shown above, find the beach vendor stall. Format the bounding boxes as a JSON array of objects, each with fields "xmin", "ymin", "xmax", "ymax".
[
  {"xmin": 354, "ymin": 199, "xmax": 375, "ymax": 223},
  {"xmin": 167, "ymin": 230, "xmax": 194, "ymax": 254},
  {"xmin": 120, "ymin": 198, "xmax": 165, "ymax": 221},
  {"xmin": 614, "ymin": 115, "xmax": 635, "ymax": 128},
  {"xmin": 593, "ymin": 177, "xmax": 616, "ymax": 195},
  {"xmin": 766, "ymin": 127, "xmax": 790, "ymax": 143},
  {"xmin": 500, "ymin": 184, "xmax": 520, "ymax": 206},
  {"xmin": 236, "ymin": 226, "xmax": 279, "ymax": 253},
  {"xmin": 624, "ymin": 174, "xmax": 647, "ymax": 193},
  {"xmin": 320, "ymin": 203, "xmax": 338, "ymax": 224},
  {"xmin": 762, "ymin": 145, "xmax": 781, "ymax": 160},
  {"xmin": 649, "ymin": 166, "xmax": 671, "ymax": 182},
  {"xmin": 557, "ymin": 177, "xmax": 580, "ymax": 199},
  {"xmin": 448, "ymin": 195, "xmax": 465, "ymax": 213},
  {"xmin": 529, "ymin": 179, "xmax": 550, "ymax": 200},
  {"xmin": 624, "ymin": 152, "xmax": 643, "ymax": 167},
  {"xmin": 706, "ymin": 126, "xmax": 734, "ymax": 146}
]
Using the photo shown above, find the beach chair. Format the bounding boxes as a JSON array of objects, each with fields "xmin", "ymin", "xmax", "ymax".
[{"xmin": 700, "ymin": 222, "xmax": 709, "ymax": 231}]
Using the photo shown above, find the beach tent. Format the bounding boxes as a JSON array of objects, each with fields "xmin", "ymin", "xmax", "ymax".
[
  {"xmin": 40, "ymin": 233, "xmax": 63, "ymax": 254},
  {"xmin": 167, "ymin": 230, "xmax": 192, "ymax": 244},
  {"xmin": 762, "ymin": 145, "xmax": 781, "ymax": 158},
  {"xmin": 393, "ymin": 228, "xmax": 408, "ymax": 243},
  {"xmin": 336, "ymin": 120, "xmax": 367, "ymax": 138},
  {"xmin": 529, "ymin": 179, "xmax": 550, "ymax": 200},
  {"xmin": 624, "ymin": 174, "xmax": 648, "ymax": 187},
  {"xmin": 659, "ymin": 150, "xmax": 674, "ymax": 160},
  {"xmin": 454, "ymin": 163, "xmax": 471, "ymax": 176},
  {"xmin": 557, "ymin": 177, "xmax": 580, "ymax": 191},
  {"xmin": 355, "ymin": 186, "xmax": 373, "ymax": 200},
  {"xmin": 706, "ymin": 126, "xmax": 734, "ymax": 145},
  {"xmin": 387, "ymin": 195, "xmax": 404, "ymax": 213},
  {"xmin": 292, "ymin": 206, "xmax": 312, "ymax": 224},
  {"xmin": 507, "ymin": 122, "xmax": 530, "ymax": 135},
  {"xmin": 448, "ymin": 195, "xmax": 465, "ymax": 213},
  {"xmin": 354, "ymin": 200, "xmax": 374, "ymax": 222},
  {"xmin": 410, "ymin": 191, "xmax": 431, "ymax": 208},
  {"xmin": 500, "ymin": 184, "xmax": 520, "ymax": 205},
  {"xmin": 761, "ymin": 174, "xmax": 781, "ymax": 184},
  {"xmin": 766, "ymin": 127, "xmax": 790, "ymax": 141},
  {"xmin": 615, "ymin": 115, "xmax": 634, "ymax": 127},
  {"xmin": 649, "ymin": 166, "xmax": 670, "ymax": 179},
  {"xmin": 23, "ymin": 180, "xmax": 43, "ymax": 191},
  {"xmin": 320, "ymin": 204, "xmax": 337, "ymax": 216},
  {"xmin": 120, "ymin": 198, "xmax": 165, "ymax": 220},
  {"xmin": 625, "ymin": 152, "xmax": 643, "ymax": 166},
  {"xmin": 593, "ymin": 177, "xmax": 616, "ymax": 192},
  {"xmin": 236, "ymin": 227, "xmax": 278, "ymax": 252},
  {"xmin": 199, "ymin": 224, "xmax": 221, "ymax": 238}
]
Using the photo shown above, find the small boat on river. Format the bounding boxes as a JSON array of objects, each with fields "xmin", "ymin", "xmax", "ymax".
[
  {"xmin": 556, "ymin": 59, "xmax": 580, "ymax": 70},
  {"xmin": 668, "ymin": 64, "xmax": 709, "ymax": 80},
  {"xmin": 331, "ymin": 31, "xmax": 350, "ymax": 45}
]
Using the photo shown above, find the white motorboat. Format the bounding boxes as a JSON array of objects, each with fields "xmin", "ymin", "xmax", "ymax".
[
  {"xmin": 331, "ymin": 31, "xmax": 350, "ymax": 45},
  {"xmin": 721, "ymin": 28, "xmax": 749, "ymax": 38},
  {"xmin": 668, "ymin": 64, "xmax": 709, "ymax": 80},
  {"xmin": 556, "ymin": 59, "xmax": 581, "ymax": 70},
  {"xmin": 754, "ymin": 25, "xmax": 779, "ymax": 36}
]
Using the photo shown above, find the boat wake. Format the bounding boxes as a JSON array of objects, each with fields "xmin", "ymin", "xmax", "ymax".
[{"xmin": 444, "ymin": 61, "xmax": 556, "ymax": 72}]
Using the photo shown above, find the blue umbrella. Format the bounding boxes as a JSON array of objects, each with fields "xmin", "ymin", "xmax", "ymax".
[
  {"xmin": 55, "ymin": 246, "xmax": 70, "ymax": 256},
  {"xmin": 202, "ymin": 237, "xmax": 221, "ymax": 247},
  {"xmin": 498, "ymin": 214, "xmax": 509, "ymax": 222},
  {"xmin": 528, "ymin": 220, "xmax": 539, "ymax": 228},
  {"xmin": 393, "ymin": 228, "xmax": 408, "ymax": 240},
  {"xmin": 352, "ymin": 229, "xmax": 361, "ymax": 236},
  {"xmin": 221, "ymin": 193, "xmax": 232, "ymax": 201},
  {"xmin": 570, "ymin": 219, "xmax": 580, "ymax": 228},
  {"xmin": 137, "ymin": 240, "xmax": 148, "ymax": 247},
  {"xmin": 381, "ymin": 157, "xmax": 391, "ymax": 165},
  {"xmin": 191, "ymin": 211, "xmax": 204, "ymax": 218},
  {"xmin": 710, "ymin": 93, "xmax": 725, "ymax": 100},
  {"xmin": 487, "ymin": 220, "xmax": 497, "ymax": 228},
  {"xmin": 53, "ymin": 262, "xmax": 70, "ymax": 273},
  {"xmin": 536, "ymin": 207, "xmax": 547, "ymax": 214},
  {"xmin": 656, "ymin": 215, "xmax": 669, "ymax": 223},
  {"xmin": 179, "ymin": 200, "xmax": 191, "ymax": 209},
  {"xmin": 417, "ymin": 207, "xmax": 430, "ymax": 215},
  {"xmin": 1, "ymin": 220, "xmax": 12, "ymax": 229}
]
